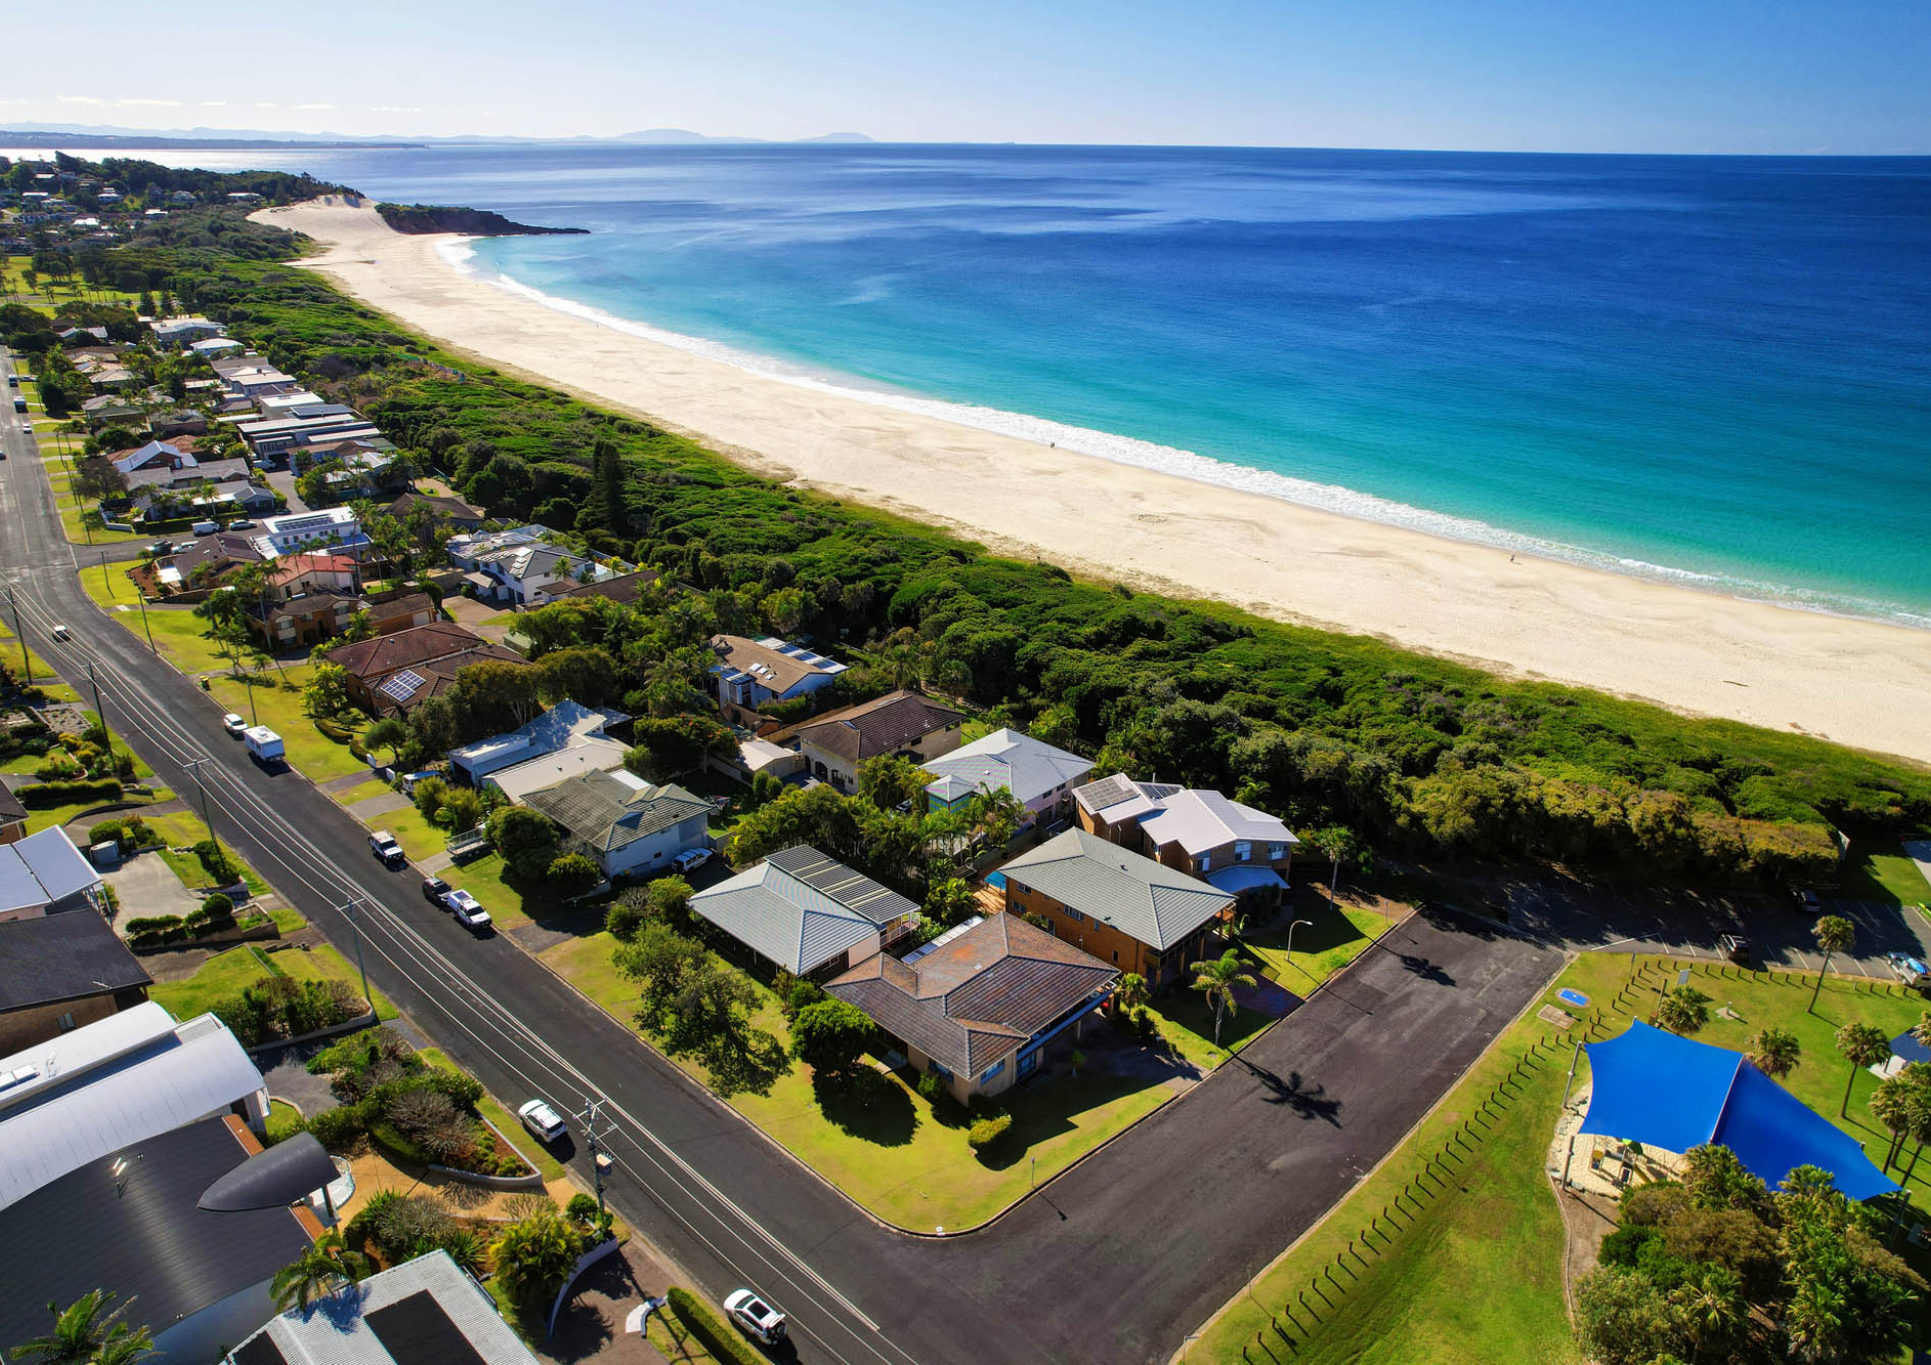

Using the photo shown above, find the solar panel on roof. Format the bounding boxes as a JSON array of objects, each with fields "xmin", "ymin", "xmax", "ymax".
[
  {"xmin": 378, "ymin": 669, "xmax": 427, "ymax": 703},
  {"xmin": 366, "ymin": 1290, "xmax": 489, "ymax": 1365}
]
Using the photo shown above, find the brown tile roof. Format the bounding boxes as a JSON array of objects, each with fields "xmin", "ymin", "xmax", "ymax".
[
  {"xmin": 827, "ymin": 914, "xmax": 1115, "ymax": 1078},
  {"xmin": 168, "ymin": 532, "xmax": 263, "ymax": 582},
  {"xmin": 325, "ymin": 620, "xmax": 485, "ymax": 680},
  {"xmin": 385, "ymin": 491, "xmax": 484, "ymax": 522},
  {"xmin": 776, "ymin": 690, "xmax": 964, "ymax": 766},
  {"xmin": 548, "ymin": 570, "xmax": 659, "ymax": 606},
  {"xmin": 367, "ymin": 643, "xmax": 528, "ymax": 716},
  {"xmin": 365, "ymin": 592, "xmax": 435, "ymax": 625},
  {"xmin": 267, "ymin": 553, "xmax": 357, "ymax": 587},
  {"xmin": 709, "ymin": 635, "xmax": 841, "ymax": 697}
]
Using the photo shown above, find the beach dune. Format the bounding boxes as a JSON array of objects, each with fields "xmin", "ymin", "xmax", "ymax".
[{"xmin": 257, "ymin": 199, "xmax": 1931, "ymax": 766}]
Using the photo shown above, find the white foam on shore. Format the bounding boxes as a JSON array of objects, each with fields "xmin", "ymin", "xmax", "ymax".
[{"xmin": 437, "ymin": 237, "xmax": 1931, "ymax": 632}]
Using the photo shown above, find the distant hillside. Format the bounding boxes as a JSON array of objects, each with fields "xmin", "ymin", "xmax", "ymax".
[{"xmin": 375, "ymin": 203, "xmax": 587, "ymax": 237}]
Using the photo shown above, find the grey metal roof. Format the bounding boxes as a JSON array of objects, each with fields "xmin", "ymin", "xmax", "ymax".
[
  {"xmin": 448, "ymin": 700, "xmax": 626, "ymax": 780},
  {"xmin": 0, "ymin": 779, "xmax": 24, "ymax": 827},
  {"xmin": 0, "ymin": 1004, "xmax": 264, "ymax": 1209},
  {"xmin": 0, "ymin": 907, "xmax": 146, "ymax": 1016},
  {"xmin": 227, "ymin": 1250, "xmax": 540, "ymax": 1365},
  {"xmin": 0, "ymin": 828, "xmax": 103, "ymax": 914},
  {"xmin": 1139, "ymin": 789, "xmax": 1300, "ymax": 857},
  {"xmin": 919, "ymin": 729, "xmax": 1093, "ymax": 807},
  {"xmin": 690, "ymin": 847, "xmax": 916, "ymax": 975},
  {"xmin": 0, "ymin": 1116, "xmax": 314, "ymax": 1354},
  {"xmin": 521, "ymin": 771, "xmax": 711, "ymax": 855},
  {"xmin": 1000, "ymin": 828, "xmax": 1235, "ymax": 950}
]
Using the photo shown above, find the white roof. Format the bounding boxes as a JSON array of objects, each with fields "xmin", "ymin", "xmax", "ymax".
[
  {"xmin": 231, "ymin": 1249, "xmax": 541, "ymax": 1364},
  {"xmin": 0, "ymin": 828, "xmax": 101, "ymax": 914},
  {"xmin": 0, "ymin": 1003, "xmax": 267, "ymax": 1209},
  {"xmin": 1139, "ymin": 789, "xmax": 1298, "ymax": 855},
  {"xmin": 449, "ymin": 699, "xmax": 625, "ymax": 780},
  {"xmin": 489, "ymin": 737, "xmax": 632, "ymax": 803},
  {"xmin": 919, "ymin": 728, "xmax": 1093, "ymax": 807}
]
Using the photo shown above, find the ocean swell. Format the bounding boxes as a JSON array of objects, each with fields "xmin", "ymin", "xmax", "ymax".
[{"xmin": 434, "ymin": 238, "xmax": 1931, "ymax": 632}]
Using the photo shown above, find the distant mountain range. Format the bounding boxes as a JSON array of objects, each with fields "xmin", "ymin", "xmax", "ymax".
[{"xmin": 0, "ymin": 121, "xmax": 876, "ymax": 149}]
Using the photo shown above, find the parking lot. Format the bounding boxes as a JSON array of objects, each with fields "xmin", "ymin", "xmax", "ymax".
[{"xmin": 1489, "ymin": 873, "xmax": 1931, "ymax": 983}]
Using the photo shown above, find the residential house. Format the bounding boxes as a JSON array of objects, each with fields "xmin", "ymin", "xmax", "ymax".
[
  {"xmin": 249, "ymin": 507, "xmax": 368, "ymax": 558},
  {"xmin": 467, "ymin": 541, "xmax": 610, "ymax": 606},
  {"xmin": 0, "ymin": 827, "xmax": 107, "ymax": 922},
  {"xmin": 387, "ymin": 490, "xmax": 487, "ymax": 531},
  {"xmin": 997, "ymin": 828, "xmax": 1236, "ymax": 989},
  {"xmin": 521, "ymin": 770, "xmax": 711, "ymax": 881},
  {"xmin": 323, "ymin": 449, "xmax": 407, "ymax": 499},
  {"xmin": 250, "ymin": 594, "xmax": 369, "ymax": 650},
  {"xmin": 325, "ymin": 622, "xmax": 527, "ymax": 716},
  {"xmin": 148, "ymin": 408, "xmax": 211, "ymax": 438},
  {"xmin": 919, "ymin": 728, "xmax": 1094, "ymax": 824},
  {"xmin": 134, "ymin": 477, "xmax": 278, "ymax": 526},
  {"xmin": 188, "ymin": 336, "xmax": 244, "ymax": 358},
  {"xmin": 689, "ymin": 846, "xmax": 919, "ymax": 977},
  {"xmin": 80, "ymin": 395, "xmax": 145, "ymax": 427},
  {"xmin": 707, "ymin": 634, "xmax": 847, "ymax": 724},
  {"xmin": 294, "ymin": 433, "xmax": 398, "ymax": 476},
  {"xmin": 219, "ymin": 363, "xmax": 303, "ymax": 401},
  {"xmin": 448, "ymin": 699, "xmax": 629, "ymax": 786},
  {"xmin": 0, "ymin": 1002, "xmax": 270, "ymax": 1210},
  {"xmin": 447, "ymin": 524, "xmax": 550, "ymax": 567},
  {"xmin": 1074, "ymin": 775, "xmax": 1299, "ymax": 905},
  {"xmin": 546, "ymin": 567, "xmax": 660, "ymax": 606},
  {"xmin": 364, "ymin": 591, "xmax": 439, "ymax": 636},
  {"xmin": 265, "ymin": 553, "xmax": 360, "ymax": 601},
  {"xmin": 123, "ymin": 455, "xmax": 253, "ymax": 493},
  {"xmin": 829, "ymin": 912, "xmax": 1115, "ymax": 1103},
  {"xmin": 149, "ymin": 315, "xmax": 223, "ymax": 347},
  {"xmin": 0, "ymin": 1116, "xmax": 325, "ymax": 1365},
  {"xmin": 223, "ymin": 1249, "xmax": 542, "ymax": 1365},
  {"xmin": 238, "ymin": 410, "xmax": 382, "ymax": 461},
  {"xmin": 774, "ymin": 689, "xmax": 965, "ymax": 793},
  {"xmin": 110, "ymin": 436, "xmax": 199, "ymax": 476},
  {"xmin": 485, "ymin": 739, "xmax": 632, "ymax": 804},
  {"xmin": 158, "ymin": 531, "xmax": 263, "ymax": 595},
  {"xmin": 0, "ymin": 783, "xmax": 24, "ymax": 845},
  {"xmin": 0, "ymin": 908, "xmax": 151, "ymax": 1052}
]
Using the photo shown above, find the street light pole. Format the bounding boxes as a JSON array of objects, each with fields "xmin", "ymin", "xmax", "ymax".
[
  {"xmin": 85, "ymin": 662, "xmax": 115, "ymax": 759},
  {"xmin": 133, "ymin": 574, "xmax": 155, "ymax": 652},
  {"xmin": 1285, "ymin": 918, "xmax": 1313, "ymax": 973},
  {"xmin": 341, "ymin": 896, "xmax": 371, "ymax": 1011},
  {"xmin": 99, "ymin": 549, "xmax": 114, "ymax": 600},
  {"xmin": 576, "ymin": 1095, "xmax": 613, "ymax": 1216},
  {"xmin": 182, "ymin": 757, "xmax": 219, "ymax": 850}
]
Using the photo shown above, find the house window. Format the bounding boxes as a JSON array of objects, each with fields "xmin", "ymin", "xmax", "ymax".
[
  {"xmin": 1196, "ymin": 853, "xmax": 1212, "ymax": 873},
  {"xmin": 1018, "ymin": 1050, "xmax": 1039, "ymax": 1077},
  {"xmin": 1063, "ymin": 907, "xmax": 1085, "ymax": 924},
  {"xmin": 1235, "ymin": 842, "xmax": 1252, "ymax": 862},
  {"xmin": 980, "ymin": 1060, "xmax": 1005, "ymax": 1083},
  {"xmin": 1268, "ymin": 843, "xmax": 1286, "ymax": 861},
  {"xmin": 931, "ymin": 1062, "xmax": 953, "ymax": 1082},
  {"xmin": 56, "ymin": 1012, "xmax": 76, "ymax": 1031}
]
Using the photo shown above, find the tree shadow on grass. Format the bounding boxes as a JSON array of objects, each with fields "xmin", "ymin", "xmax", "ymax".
[
  {"xmin": 973, "ymin": 1070, "xmax": 1161, "ymax": 1171},
  {"xmin": 811, "ymin": 1068, "xmax": 917, "ymax": 1147},
  {"xmin": 689, "ymin": 1023, "xmax": 790, "ymax": 1099}
]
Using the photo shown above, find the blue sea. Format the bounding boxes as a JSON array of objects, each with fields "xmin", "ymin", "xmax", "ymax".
[{"xmin": 51, "ymin": 143, "xmax": 1931, "ymax": 624}]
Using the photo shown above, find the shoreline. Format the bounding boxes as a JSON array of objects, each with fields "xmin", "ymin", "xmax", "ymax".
[{"xmin": 255, "ymin": 199, "xmax": 1931, "ymax": 765}]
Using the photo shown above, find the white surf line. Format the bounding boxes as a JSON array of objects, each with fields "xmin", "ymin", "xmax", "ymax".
[{"xmin": 7, "ymin": 573, "xmax": 909, "ymax": 1365}]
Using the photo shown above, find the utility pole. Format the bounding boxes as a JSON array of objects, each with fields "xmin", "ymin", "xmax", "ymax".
[
  {"xmin": 99, "ymin": 550, "xmax": 114, "ymax": 599},
  {"xmin": 182, "ymin": 757, "xmax": 219, "ymax": 850},
  {"xmin": 133, "ymin": 579, "xmax": 155, "ymax": 652},
  {"xmin": 85, "ymin": 662, "xmax": 114, "ymax": 758},
  {"xmin": 340, "ymin": 896, "xmax": 372, "ymax": 1011},
  {"xmin": 576, "ymin": 1095, "xmax": 615, "ymax": 1216},
  {"xmin": 4, "ymin": 587, "xmax": 28, "ymax": 683}
]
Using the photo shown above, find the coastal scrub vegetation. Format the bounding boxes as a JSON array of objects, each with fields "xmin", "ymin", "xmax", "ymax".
[{"xmin": 58, "ymin": 184, "xmax": 1931, "ymax": 891}]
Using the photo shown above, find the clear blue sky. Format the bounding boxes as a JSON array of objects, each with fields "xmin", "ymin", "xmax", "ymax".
[{"xmin": 9, "ymin": 0, "xmax": 1928, "ymax": 153}]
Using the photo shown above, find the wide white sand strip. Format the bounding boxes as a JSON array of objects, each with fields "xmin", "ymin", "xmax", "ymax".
[{"xmin": 256, "ymin": 200, "xmax": 1931, "ymax": 766}]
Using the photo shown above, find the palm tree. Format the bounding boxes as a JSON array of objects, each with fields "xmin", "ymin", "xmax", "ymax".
[
  {"xmin": 1809, "ymin": 914, "xmax": 1855, "ymax": 1014},
  {"xmin": 965, "ymin": 786, "xmax": 1026, "ymax": 851},
  {"xmin": 1671, "ymin": 1264, "xmax": 1744, "ymax": 1363},
  {"xmin": 1191, "ymin": 950, "xmax": 1257, "ymax": 1048},
  {"xmin": 1900, "ymin": 1085, "xmax": 1931, "ymax": 1187},
  {"xmin": 9, "ymin": 1290, "xmax": 152, "ymax": 1365},
  {"xmin": 1836, "ymin": 1021, "xmax": 1892, "ymax": 1117},
  {"xmin": 1870, "ymin": 1075, "xmax": 1915, "ymax": 1173},
  {"xmin": 270, "ymin": 1231, "xmax": 371, "ymax": 1312},
  {"xmin": 1113, "ymin": 972, "xmax": 1149, "ymax": 1014},
  {"xmin": 1912, "ymin": 1010, "xmax": 1931, "ymax": 1054},
  {"xmin": 1749, "ymin": 1027, "xmax": 1800, "ymax": 1080},
  {"xmin": 1651, "ymin": 986, "xmax": 1712, "ymax": 1036}
]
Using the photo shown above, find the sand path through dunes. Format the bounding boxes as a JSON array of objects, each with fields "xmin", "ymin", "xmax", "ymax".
[{"xmin": 256, "ymin": 199, "xmax": 1931, "ymax": 766}]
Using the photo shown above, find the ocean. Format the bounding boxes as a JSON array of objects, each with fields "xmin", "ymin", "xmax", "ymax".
[{"xmin": 49, "ymin": 142, "xmax": 1931, "ymax": 625}]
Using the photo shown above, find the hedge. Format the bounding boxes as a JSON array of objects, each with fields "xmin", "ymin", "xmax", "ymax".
[
  {"xmin": 15, "ymin": 778, "xmax": 121, "ymax": 808},
  {"xmin": 666, "ymin": 1288, "xmax": 765, "ymax": 1365}
]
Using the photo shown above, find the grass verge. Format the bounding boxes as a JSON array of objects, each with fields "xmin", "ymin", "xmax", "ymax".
[{"xmin": 150, "ymin": 941, "xmax": 396, "ymax": 1022}]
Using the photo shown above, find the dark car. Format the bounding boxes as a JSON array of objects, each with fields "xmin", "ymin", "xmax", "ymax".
[
  {"xmin": 422, "ymin": 875, "xmax": 451, "ymax": 904},
  {"xmin": 1719, "ymin": 933, "xmax": 1751, "ymax": 965},
  {"xmin": 1792, "ymin": 887, "xmax": 1823, "ymax": 915}
]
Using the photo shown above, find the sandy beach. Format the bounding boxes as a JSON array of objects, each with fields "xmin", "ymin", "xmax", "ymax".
[{"xmin": 256, "ymin": 199, "xmax": 1931, "ymax": 766}]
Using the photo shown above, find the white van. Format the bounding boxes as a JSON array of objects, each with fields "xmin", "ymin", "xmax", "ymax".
[{"xmin": 191, "ymin": 519, "xmax": 220, "ymax": 536}]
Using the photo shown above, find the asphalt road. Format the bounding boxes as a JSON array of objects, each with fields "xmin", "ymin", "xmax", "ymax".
[{"xmin": 0, "ymin": 348, "xmax": 1565, "ymax": 1365}]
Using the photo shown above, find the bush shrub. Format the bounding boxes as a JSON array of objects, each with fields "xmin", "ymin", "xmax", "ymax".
[
  {"xmin": 15, "ymin": 778, "xmax": 121, "ymax": 808},
  {"xmin": 546, "ymin": 850, "xmax": 601, "ymax": 894},
  {"xmin": 605, "ymin": 898, "xmax": 645, "ymax": 941},
  {"xmin": 201, "ymin": 892, "xmax": 234, "ymax": 918},
  {"xmin": 191, "ymin": 838, "xmax": 242, "ymax": 884},
  {"xmin": 666, "ymin": 1288, "xmax": 765, "ymax": 1365},
  {"xmin": 967, "ymin": 1113, "xmax": 1013, "ymax": 1151},
  {"xmin": 305, "ymin": 1104, "xmax": 366, "ymax": 1152},
  {"xmin": 790, "ymin": 999, "xmax": 875, "ymax": 1076},
  {"xmin": 787, "ymin": 978, "xmax": 827, "ymax": 1017},
  {"xmin": 566, "ymin": 1192, "xmax": 600, "ymax": 1226},
  {"xmin": 915, "ymin": 1070, "xmax": 944, "ymax": 1102}
]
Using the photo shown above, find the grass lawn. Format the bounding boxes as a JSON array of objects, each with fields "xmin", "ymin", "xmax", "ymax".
[
  {"xmin": 144, "ymin": 810, "xmax": 272, "ymax": 898},
  {"xmin": 372, "ymin": 806, "xmax": 447, "ymax": 863},
  {"xmin": 78, "ymin": 567, "xmax": 242, "ymax": 675},
  {"xmin": 25, "ymin": 788, "xmax": 164, "ymax": 836},
  {"xmin": 540, "ymin": 930, "xmax": 1171, "ymax": 1231},
  {"xmin": 648, "ymin": 1310, "xmax": 723, "ymax": 1364},
  {"xmin": 266, "ymin": 1098, "xmax": 305, "ymax": 1143},
  {"xmin": 1838, "ymin": 839, "xmax": 1931, "ymax": 906},
  {"xmin": 444, "ymin": 853, "xmax": 545, "ymax": 931},
  {"xmin": 150, "ymin": 942, "xmax": 397, "ymax": 1022},
  {"xmin": 418, "ymin": 1045, "xmax": 568, "ymax": 1183},
  {"xmin": 207, "ymin": 665, "xmax": 372, "ymax": 784},
  {"xmin": 1191, "ymin": 951, "xmax": 1931, "ymax": 1365}
]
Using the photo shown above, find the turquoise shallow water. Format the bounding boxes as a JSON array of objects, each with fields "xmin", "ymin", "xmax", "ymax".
[{"xmin": 91, "ymin": 143, "xmax": 1931, "ymax": 624}]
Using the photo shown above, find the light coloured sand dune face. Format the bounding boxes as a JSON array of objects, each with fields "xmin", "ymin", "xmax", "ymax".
[{"xmin": 257, "ymin": 198, "xmax": 1931, "ymax": 765}]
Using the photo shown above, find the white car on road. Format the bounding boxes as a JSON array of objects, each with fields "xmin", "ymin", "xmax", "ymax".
[
  {"xmin": 724, "ymin": 1289, "xmax": 787, "ymax": 1345},
  {"xmin": 440, "ymin": 886, "xmax": 492, "ymax": 929},
  {"xmin": 517, "ymin": 1098, "xmax": 567, "ymax": 1143},
  {"xmin": 222, "ymin": 713, "xmax": 247, "ymax": 736}
]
